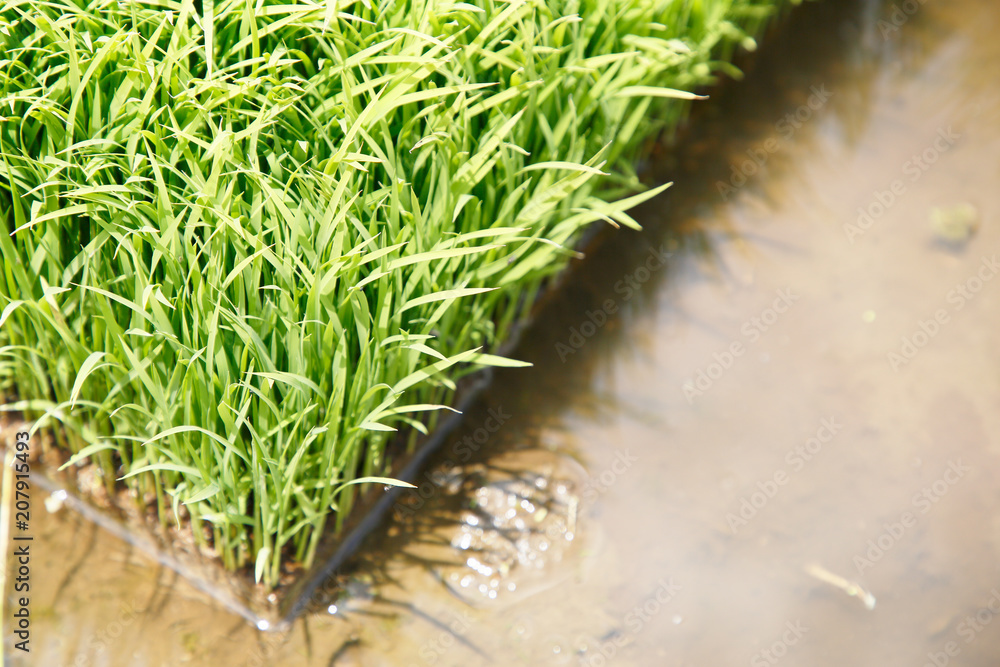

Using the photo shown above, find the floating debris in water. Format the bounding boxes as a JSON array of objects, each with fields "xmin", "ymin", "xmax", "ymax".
[
  {"xmin": 805, "ymin": 563, "xmax": 877, "ymax": 610},
  {"xmin": 930, "ymin": 203, "xmax": 979, "ymax": 246},
  {"xmin": 44, "ymin": 489, "xmax": 68, "ymax": 513}
]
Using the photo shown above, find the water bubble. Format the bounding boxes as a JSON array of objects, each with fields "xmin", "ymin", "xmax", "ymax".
[
  {"xmin": 44, "ymin": 489, "xmax": 68, "ymax": 513},
  {"xmin": 455, "ymin": 532, "xmax": 473, "ymax": 550},
  {"xmin": 467, "ymin": 556, "xmax": 494, "ymax": 576}
]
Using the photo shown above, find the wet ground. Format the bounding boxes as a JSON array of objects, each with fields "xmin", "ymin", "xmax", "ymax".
[{"xmin": 6, "ymin": 0, "xmax": 1000, "ymax": 664}]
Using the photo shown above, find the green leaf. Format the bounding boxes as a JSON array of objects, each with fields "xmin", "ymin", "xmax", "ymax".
[
  {"xmin": 184, "ymin": 482, "xmax": 221, "ymax": 504},
  {"xmin": 57, "ymin": 441, "xmax": 120, "ymax": 470},
  {"xmin": 401, "ymin": 287, "xmax": 496, "ymax": 313},
  {"xmin": 466, "ymin": 353, "xmax": 533, "ymax": 368},
  {"xmin": 255, "ymin": 547, "xmax": 271, "ymax": 584},
  {"xmin": 614, "ymin": 85, "xmax": 708, "ymax": 101},
  {"xmin": 69, "ymin": 351, "xmax": 109, "ymax": 410},
  {"xmin": 331, "ymin": 476, "xmax": 417, "ymax": 498}
]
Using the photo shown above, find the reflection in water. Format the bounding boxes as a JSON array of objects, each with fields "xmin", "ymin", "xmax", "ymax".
[
  {"xmin": 389, "ymin": 450, "xmax": 585, "ymax": 609},
  {"xmin": 14, "ymin": 0, "xmax": 1000, "ymax": 665}
]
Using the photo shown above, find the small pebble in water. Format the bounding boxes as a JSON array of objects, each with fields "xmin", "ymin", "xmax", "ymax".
[
  {"xmin": 44, "ymin": 489, "xmax": 68, "ymax": 513},
  {"xmin": 930, "ymin": 203, "xmax": 979, "ymax": 245}
]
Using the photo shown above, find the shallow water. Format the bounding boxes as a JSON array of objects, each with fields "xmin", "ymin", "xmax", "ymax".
[{"xmin": 8, "ymin": 0, "xmax": 1000, "ymax": 664}]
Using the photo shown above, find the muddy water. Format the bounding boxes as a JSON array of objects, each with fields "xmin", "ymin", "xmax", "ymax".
[{"xmin": 8, "ymin": 0, "xmax": 1000, "ymax": 664}]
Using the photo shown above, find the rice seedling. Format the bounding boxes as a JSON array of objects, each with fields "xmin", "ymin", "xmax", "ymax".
[{"xmin": 0, "ymin": 0, "xmax": 799, "ymax": 587}]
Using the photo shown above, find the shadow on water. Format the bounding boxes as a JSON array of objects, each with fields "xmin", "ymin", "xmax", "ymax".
[{"xmin": 352, "ymin": 0, "xmax": 894, "ymax": 560}]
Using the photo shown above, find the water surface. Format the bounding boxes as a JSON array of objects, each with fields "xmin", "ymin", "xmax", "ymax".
[{"xmin": 8, "ymin": 0, "xmax": 1000, "ymax": 664}]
